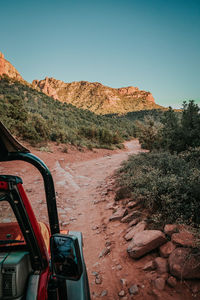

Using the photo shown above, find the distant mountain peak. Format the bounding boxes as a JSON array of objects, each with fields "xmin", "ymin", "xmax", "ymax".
[
  {"xmin": 0, "ymin": 52, "xmax": 22, "ymax": 81},
  {"xmin": 32, "ymin": 77, "xmax": 160, "ymax": 114}
]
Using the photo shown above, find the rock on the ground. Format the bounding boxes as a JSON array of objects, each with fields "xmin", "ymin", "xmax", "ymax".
[
  {"xmin": 126, "ymin": 226, "xmax": 134, "ymax": 233},
  {"xmin": 127, "ymin": 200, "xmax": 138, "ymax": 209},
  {"xmin": 164, "ymin": 224, "xmax": 178, "ymax": 236},
  {"xmin": 153, "ymin": 277, "xmax": 166, "ymax": 290},
  {"xmin": 127, "ymin": 230, "xmax": 167, "ymax": 259},
  {"xmin": 143, "ymin": 260, "xmax": 156, "ymax": 271},
  {"xmin": 109, "ymin": 207, "xmax": 128, "ymax": 221},
  {"xmin": 100, "ymin": 290, "xmax": 108, "ymax": 297},
  {"xmin": 99, "ymin": 247, "xmax": 110, "ymax": 258},
  {"xmin": 105, "ymin": 241, "xmax": 111, "ymax": 247},
  {"xmin": 124, "ymin": 221, "xmax": 147, "ymax": 241},
  {"xmin": 171, "ymin": 231, "xmax": 195, "ymax": 247},
  {"xmin": 160, "ymin": 241, "xmax": 176, "ymax": 258},
  {"xmin": 116, "ymin": 264, "xmax": 122, "ymax": 270},
  {"xmin": 120, "ymin": 278, "xmax": 128, "ymax": 286},
  {"xmin": 167, "ymin": 276, "xmax": 177, "ymax": 287},
  {"xmin": 92, "ymin": 271, "xmax": 99, "ymax": 276},
  {"xmin": 118, "ymin": 290, "xmax": 126, "ymax": 297},
  {"xmin": 169, "ymin": 247, "xmax": 200, "ymax": 279},
  {"xmin": 128, "ymin": 218, "xmax": 140, "ymax": 228},
  {"xmin": 95, "ymin": 274, "xmax": 102, "ymax": 284},
  {"xmin": 106, "ymin": 203, "xmax": 115, "ymax": 210},
  {"xmin": 153, "ymin": 257, "xmax": 168, "ymax": 274},
  {"xmin": 129, "ymin": 284, "xmax": 139, "ymax": 295},
  {"xmin": 121, "ymin": 211, "xmax": 141, "ymax": 223}
]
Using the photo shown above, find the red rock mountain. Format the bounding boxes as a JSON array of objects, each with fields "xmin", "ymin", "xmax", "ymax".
[
  {"xmin": 32, "ymin": 77, "xmax": 161, "ymax": 114},
  {"xmin": 0, "ymin": 52, "xmax": 22, "ymax": 81},
  {"xmin": 0, "ymin": 52, "xmax": 162, "ymax": 114}
]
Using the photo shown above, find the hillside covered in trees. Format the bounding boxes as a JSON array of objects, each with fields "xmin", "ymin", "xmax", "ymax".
[{"xmin": 0, "ymin": 76, "xmax": 138, "ymax": 149}]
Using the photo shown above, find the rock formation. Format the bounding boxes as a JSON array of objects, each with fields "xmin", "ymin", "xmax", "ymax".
[
  {"xmin": 0, "ymin": 52, "xmax": 162, "ymax": 114},
  {"xmin": 0, "ymin": 52, "xmax": 22, "ymax": 81},
  {"xmin": 32, "ymin": 77, "xmax": 162, "ymax": 114}
]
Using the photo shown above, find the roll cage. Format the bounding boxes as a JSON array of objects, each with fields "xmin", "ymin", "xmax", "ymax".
[{"xmin": 0, "ymin": 121, "xmax": 59, "ymax": 235}]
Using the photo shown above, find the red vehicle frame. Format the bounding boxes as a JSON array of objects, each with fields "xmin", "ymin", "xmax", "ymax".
[{"xmin": 0, "ymin": 121, "xmax": 90, "ymax": 300}]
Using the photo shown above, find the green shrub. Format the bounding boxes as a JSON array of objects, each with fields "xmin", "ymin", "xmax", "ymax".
[
  {"xmin": 116, "ymin": 149, "xmax": 200, "ymax": 228},
  {"xmin": 135, "ymin": 116, "xmax": 163, "ymax": 151},
  {"xmin": 134, "ymin": 101, "xmax": 200, "ymax": 153}
]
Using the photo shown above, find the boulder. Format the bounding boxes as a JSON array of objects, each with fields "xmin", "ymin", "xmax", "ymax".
[
  {"xmin": 164, "ymin": 224, "xmax": 178, "ymax": 236},
  {"xmin": 124, "ymin": 221, "xmax": 147, "ymax": 241},
  {"xmin": 171, "ymin": 231, "xmax": 195, "ymax": 247},
  {"xmin": 121, "ymin": 211, "xmax": 141, "ymax": 223},
  {"xmin": 127, "ymin": 230, "xmax": 167, "ymax": 259},
  {"xmin": 128, "ymin": 218, "xmax": 140, "ymax": 228},
  {"xmin": 160, "ymin": 241, "xmax": 176, "ymax": 258},
  {"xmin": 109, "ymin": 207, "xmax": 127, "ymax": 221},
  {"xmin": 153, "ymin": 257, "xmax": 168, "ymax": 274},
  {"xmin": 169, "ymin": 247, "xmax": 200, "ymax": 279},
  {"xmin": 126, "ymin": 226, "xmax": 133, "ymax": 233}
]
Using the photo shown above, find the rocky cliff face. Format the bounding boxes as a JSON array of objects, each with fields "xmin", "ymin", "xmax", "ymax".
[
  {"xmin": 0, "ymin": 52, "xmax": 161, "ymax": 114},
  {"xmin": 32, "ymin": 77, "xmax": 160, "ymax": 114},
  {"xmin": 0, "ymin": 52, "xmax": 22, "ymax": 81}
]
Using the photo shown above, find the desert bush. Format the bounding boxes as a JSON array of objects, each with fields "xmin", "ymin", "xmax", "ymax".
[
  {"xmin": 116, "ymin": 149, "xmax": 200, "ymax": 227},
  {"xmin": 135, "ymin": 117, "xmax": 163, "ymax": 151}
]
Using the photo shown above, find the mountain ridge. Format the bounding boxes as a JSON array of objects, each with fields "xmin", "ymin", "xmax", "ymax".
[
  {"xmin": 0, "ymin": 51, "xmax": 163, "ymax": 114},
  {"xmin": 32, "ymin": 77, "xmax": 162, "ymax": 114}
]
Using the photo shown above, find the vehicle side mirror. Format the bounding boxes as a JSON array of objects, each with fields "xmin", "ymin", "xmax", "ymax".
[{"xmin": 50, "ymin": 234, "xmax": 83, "ymax": 281}]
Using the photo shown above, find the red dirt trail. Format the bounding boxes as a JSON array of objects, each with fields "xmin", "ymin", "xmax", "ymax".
[{"xmin": 0, "ymin": 140, "xmax": 196, "ymax": 299}]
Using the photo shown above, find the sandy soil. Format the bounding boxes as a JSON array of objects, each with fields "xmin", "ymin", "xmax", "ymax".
[{"xmin": 0, "ymin": 140, "xmax": 196, "ymax": 299}]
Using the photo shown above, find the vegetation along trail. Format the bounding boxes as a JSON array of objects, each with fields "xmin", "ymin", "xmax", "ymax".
[{"xmin": 0, "ymin": 139, "xmax": 194, "ymax": 299}]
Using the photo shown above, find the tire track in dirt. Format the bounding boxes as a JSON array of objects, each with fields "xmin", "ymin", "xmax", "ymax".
[{"xmin": 52, "ymin": 140, "xmax": 150, "ymax": 299}]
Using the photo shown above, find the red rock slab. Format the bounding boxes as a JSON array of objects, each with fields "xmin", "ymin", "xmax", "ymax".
[
  {"xmin": 164, "ymin": 224, "xmax": 178, "ymax": 236},
  {"xmin": 171, "ymin": 231, "xmax": 195, "ymax": 247},
  {"xmin": 160, "ymin": 241, "xmax": 176, "ymax": 258},
  {"xmin": 153, "ymin": 257, "xmax": 169, "ymax": 274},
  {"xmin": 109, "ymin": 207, "xmax": 128, "ymax": 221},
  {"xmin": 124, "ymin": 221, "xmax": 147, "ymax": 241},
  {"xmin": 127, "ymin": 230, "xmax": 167, "ymax": 259}
]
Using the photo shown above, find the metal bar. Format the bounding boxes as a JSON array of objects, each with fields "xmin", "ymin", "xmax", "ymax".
[{"xmin": 1, "ymin": 153, "xmax": 60, "ymax": 235}]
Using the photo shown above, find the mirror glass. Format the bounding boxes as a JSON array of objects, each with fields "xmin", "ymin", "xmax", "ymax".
[{"xmin": 51, "ymin": 234, "xmax": 82, "ymax": 280}]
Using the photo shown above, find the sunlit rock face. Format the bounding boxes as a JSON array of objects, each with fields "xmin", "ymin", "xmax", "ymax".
[
  {"xmin": 32, "ymin": 77, "xmax": 160, "ymax": 114},
  {"xmin": 0, "ymin": 52, "xmax": 22, "ymax": 81}
]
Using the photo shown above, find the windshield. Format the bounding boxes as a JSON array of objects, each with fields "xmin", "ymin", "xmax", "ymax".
[{"xmin": 0, "ymin": 200, "xmax": 26, "ymax": 247}]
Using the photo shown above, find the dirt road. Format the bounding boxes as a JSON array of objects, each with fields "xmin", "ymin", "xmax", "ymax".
[{"xmin": 0, "ymin": 140, "xmax": 194, "ymax": 299}]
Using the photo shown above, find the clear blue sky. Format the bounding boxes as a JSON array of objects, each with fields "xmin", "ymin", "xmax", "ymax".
[{"xmin": 1, "ymin": 0, "xmax": 199, "ymax": 108}]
